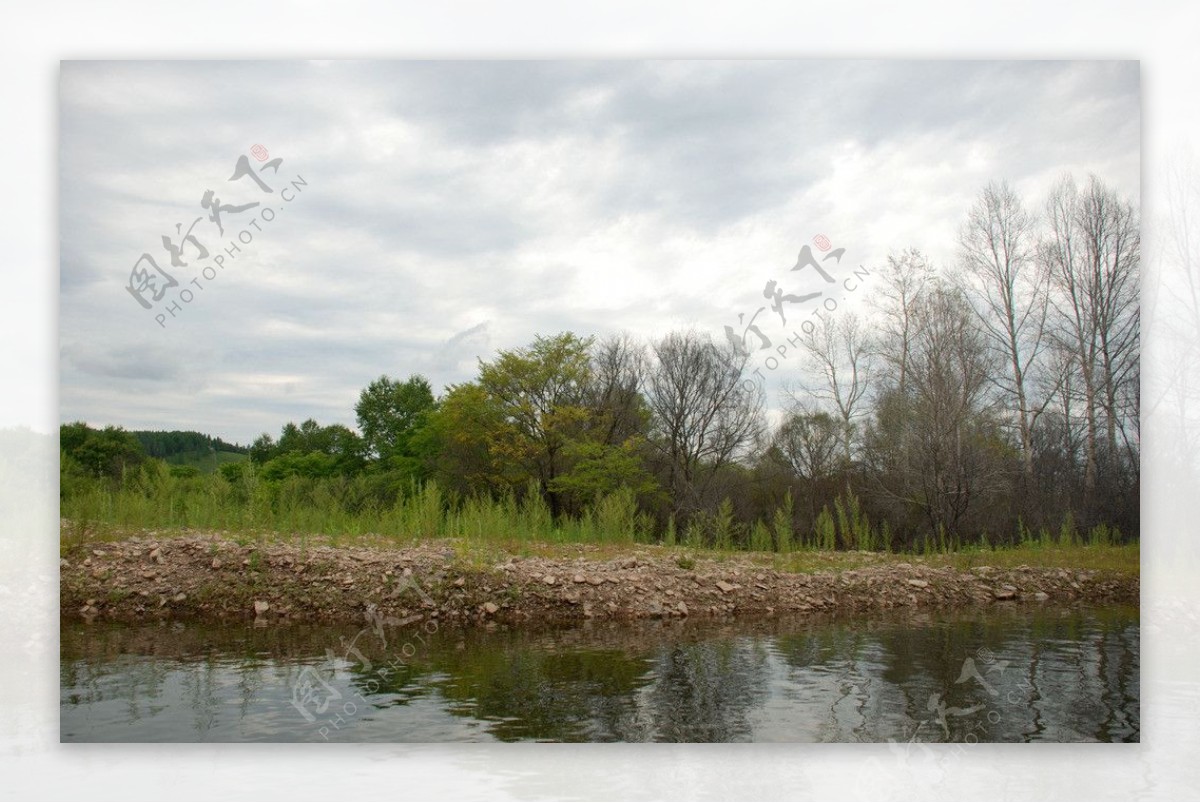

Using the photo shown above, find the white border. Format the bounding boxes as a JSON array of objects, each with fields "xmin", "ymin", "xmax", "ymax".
[{"xmin": 4, "ymin": 2, "xmax": 1197, "ymax": 799}]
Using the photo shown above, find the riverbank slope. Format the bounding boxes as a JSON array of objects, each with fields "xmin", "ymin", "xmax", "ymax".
[{"xmin": 60, "ymin": 526, "xmax": 1138, "ymax": 625}]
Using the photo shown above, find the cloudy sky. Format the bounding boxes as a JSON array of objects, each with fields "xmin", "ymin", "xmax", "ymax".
[{"xmin": 60, "ymin": 60, "xmax": 1139, "ymax": 445}]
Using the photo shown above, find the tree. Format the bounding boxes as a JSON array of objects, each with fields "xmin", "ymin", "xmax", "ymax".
[
  {"xmin": 771, "ymin": 406, "xmax": 842, "ymax": 524},
  {"xmin": 249, "ymin": 433, "xmax": 276, "ymax": 464},
  {"xmin": 957, "ymin": 180, "xmax": 1049, "ymax": 480},
  {"xmin": 872, "ymin": 248, "xmax": 936, "ymax": 396},
  {"xmin": 476, "ymin": 332, "xmax": 595, "ymax": 516},
  {"xmin": 774, "ymin": 408, "xmax": 841, "ymax": 483},
  {"xmin": 795, "ymin": 312, "xmax": 873, "ymax": 474},
  {"xmin": 644, "ymin": 330, "xmax": 764, "ymax": 517},
  {"xmin": 585, "ymin": 333, "xmax": 650, "ymax": 447},
  {"xmin": 866, "ymin": 286, "xmax": 1009, "ymax": 540},
  {"xmin": 1041, "ymin": 174, "xmax": 1140, "ymax": 515},
  {"xmin": 259, "ymin": 419, "xmax": 367, "ymax": 477},
  {"xmin": 355, "ymin": 374, "xmax": 436, "ymax": 464},
  {"xmin": 60, "ymin": 422, "xmax": 147, "ymax": 481},
  {"xmin": 422, "ymin": 381, "xmax": 521, "ymax": 498}
]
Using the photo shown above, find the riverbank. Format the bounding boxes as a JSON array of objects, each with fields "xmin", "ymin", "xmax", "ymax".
[{"xmin": 60, "ymin": 525, "xmax": 1139, "ymax": 625}]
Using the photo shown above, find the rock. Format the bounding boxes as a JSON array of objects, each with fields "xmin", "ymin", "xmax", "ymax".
[
  {"xmin": 211, "ymin": 558, "xmax": 222, "ymax": 569},
  {"xmin": 907, "ymin": 579, "xmax": 929, "ymax": 589},
  {"xmin": 647, "ymin": 600, "xmax": 664, "ymax": 617},
  {"xmin": 587, "ymin": 577, "xmax": 604, "ymax": 586},
  {"xmin": 173, "ymin": 593, "xmax": 187, "ymax": 603},
  {"xmin": 573, "ymin": 574, "xmax": 586, "ymax": 584},
  {"xmin": 620, "ymin": 557, "xmax": 638, "ymax": 569},
  {"xmin": 716, "ymin": 580, "xmax": 738, "ymax": 594},
  {"xmin": 676, "ymin": 601, "xmax": 689, "ymax": 617},
  {"xmin": 993, "ymin": 586, "xmax": 1018, "ymax": 601},
  {"xmin": 543, "ymin": 575, "xmax": 557, "ymax": 586},
  {"xmin": 253, "ymin": 600, "xmax": 270, "ymax": 615},
  {"xmin": 453, "ymin": 577, "xmax": 465, "ymax": 587},
  {"xmin": 483, "ymin": 602, "xmax": 499, "ymax": 615},
  {"xmin": 1033, "ymin": 591, "xmax": 1050, "ymax": 602},
  {"xmin": 149, "ymin": 547, "xmax": 162, "ymax": 561}
]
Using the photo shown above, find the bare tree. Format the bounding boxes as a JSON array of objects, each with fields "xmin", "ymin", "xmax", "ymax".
[
  {"xmin": 866, "ymin": 286, "xmax": 1006, "ymax": 538},
  {"xmin": 772, "ymin": 404, "xmax": 842, "ymax": 524},
  {"xmin": 795, "ymin": 312, "xmax": 874, "ymax": 472},
  {"xmin": 957, "ymin": 181, "xmax": 1050, "ymax": 480},
  {"xmin": 1041, "ymin": 174, "xmax": 1140, "ymax": 509},
  {"xmin": 1077, "ymin": 177, "xmax": 1140, "ymax": 462},
  {"xmin": 773, "ymin": 404, "xmax": 841, "ymax": 483},
  {"xmin": 872, "ymin": 248, "xmax": 936, "ymax": 396},
  {"xmin": 644, "ymin": 330, "xmax": 764, "ymax": 515},
  {"xmin": 587, "ymin": 332, "xmax": 649, "ymax": 446}
]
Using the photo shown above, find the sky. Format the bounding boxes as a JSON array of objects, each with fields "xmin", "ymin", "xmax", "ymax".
[{"xmin": 59, "ymin": 60, "xmax": 1140, "ymax": 445}]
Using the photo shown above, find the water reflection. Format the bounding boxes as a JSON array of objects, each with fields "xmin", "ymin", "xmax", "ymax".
[{"xmin": 61, "ymin": 606, "xmax": 1138, "ymax": 743}]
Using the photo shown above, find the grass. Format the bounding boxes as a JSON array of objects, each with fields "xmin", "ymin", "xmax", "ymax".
[{"xmin": 60, "ymin": 470, "xmax": 1138, "ymax": 578}]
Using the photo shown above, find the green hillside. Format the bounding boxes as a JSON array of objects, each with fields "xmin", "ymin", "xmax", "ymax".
[{"xmin": 131, "ymin": 430, "xmax": 248, "ymax": 474}]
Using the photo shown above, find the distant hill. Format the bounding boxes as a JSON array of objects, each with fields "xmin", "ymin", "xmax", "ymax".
[{"xmin": 131, "ymin": 430, "xmax": 249, "ymax": 473}]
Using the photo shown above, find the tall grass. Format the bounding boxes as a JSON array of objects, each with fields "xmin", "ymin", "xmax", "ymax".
[
  {"xmin": 62, "ymin": 468, "xmax": 655, "ymax": 548},
  {"xmin": 62, "ymin": 466, "xmax": 1134, "ymax": 558}
]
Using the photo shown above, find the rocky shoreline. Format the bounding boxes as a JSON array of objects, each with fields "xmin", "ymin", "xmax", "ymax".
[{"xmin": 60, "ymin": 533, "xmax": 1138, "ymax": 626}]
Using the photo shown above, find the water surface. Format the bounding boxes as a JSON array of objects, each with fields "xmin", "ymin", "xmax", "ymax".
[{"xmin": 61, "ymin": 605, "xmax": 1138, "ymax": 742}]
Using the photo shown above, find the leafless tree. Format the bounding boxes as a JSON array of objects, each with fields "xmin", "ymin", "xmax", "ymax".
[
  {"xmin": 957, "ymin": 180, "xmax": 1050, "ymax": 480},
  {"xmin": 867, "ymin": 285, "xmax": 1007, "ymax": 537},
  {"xmin": 773, "ymin": 404, "xmax": 842, "ymax": 483},
  {"xmin": 871, "ymin": 248, "xmax": 936, "ymax": 396},
  {"xmin": 587, "ymin": 332, "xmax": 649, "ymax": 446},
  {"xmin": 1041, "ymin": 174, "xmax": 1140, "ymax": 506},
  {"xmin": 645, "ymin": 330, "xmax": 764, "ymax": 514},
  {"xmin": 795, "ymin": 312, "xmax": 874, "ymax": 471},
  {"xmin": 771, "ymin": 403, "xmax": 841, "ymax": 524}
]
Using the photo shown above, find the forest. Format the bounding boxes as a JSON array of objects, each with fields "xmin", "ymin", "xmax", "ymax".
[{"xmin": 61, "ymin": 174, "xmax": 1139, "ymax": 553}]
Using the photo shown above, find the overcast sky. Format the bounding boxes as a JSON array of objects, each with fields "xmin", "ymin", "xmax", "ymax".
[{"xmin": 59, "ymin": 60, "xmax": 1139, "ymax": 445}]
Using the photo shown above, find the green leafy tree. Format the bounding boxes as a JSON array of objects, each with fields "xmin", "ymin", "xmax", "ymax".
[
  {"xmin": 355, "ymin": 374, "xmax": 436, "ymax": 464},
  {"xmin": 259, "ymin": 419, "xmax": 367, "ymax": 477},
  {"xmin": 476, "ymin": 333, "xmax": 594, "ymax": 516},
  {"xmin": 422, "ymin": 381, "xmax": 523, "ymax": 498},
  {"xmin": 249, "ymin": 433, "xmax": 276, "ymax": 464},
  {"xmin": 60, "ymin": 422, "xmax": 147, "ymax": 481}
]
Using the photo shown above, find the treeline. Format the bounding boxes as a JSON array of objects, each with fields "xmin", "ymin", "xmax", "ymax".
[
  {"xmin": 61, "ymin": 174, "xmax": 1137, "ymax": 552},
  {"xmin": 131, "ymin": 430, "xmax": 248, "ymax": 459}
]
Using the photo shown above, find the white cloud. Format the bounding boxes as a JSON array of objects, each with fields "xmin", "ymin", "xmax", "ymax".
[{"xmin": 59, "ymin": 60, "xmax": 1140, "ymax": 443}]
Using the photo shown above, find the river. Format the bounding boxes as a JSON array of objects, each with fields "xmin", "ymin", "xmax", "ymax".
[{"xmin": 61, "ymin": 605, "xmax": 1138, "ymax": 742}]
